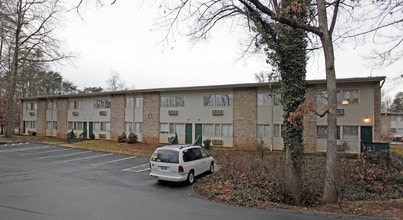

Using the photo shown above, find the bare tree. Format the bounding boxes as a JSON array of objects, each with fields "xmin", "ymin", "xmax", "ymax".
[
  {"xmin": 1, "ymin": 0, "xmax": 69, "ymax": 137},
  {"xmin": 155, "ymin": 0, "xmax": 338, "ymax": 203},
  {"xmin": 335, "ymin": 2, "xmax": 403, "ymax": 69},
  {"xmin": 106, "ymin": 70, "xmax": 127, "ymax": 91}
]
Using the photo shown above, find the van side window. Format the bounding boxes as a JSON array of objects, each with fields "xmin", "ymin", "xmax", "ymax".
[
  {"xmin": 183, "ymin": 148, "xmax": 202, "ymax": 162},
  {"xmin": 200, "ymin": 148, "xmax": 209, "ymax": 158}
]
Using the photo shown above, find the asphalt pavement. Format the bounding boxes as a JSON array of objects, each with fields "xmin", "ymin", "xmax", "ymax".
[{"xmin": 0, "ymin": 142, "xmax": 386, "ymax": 220}]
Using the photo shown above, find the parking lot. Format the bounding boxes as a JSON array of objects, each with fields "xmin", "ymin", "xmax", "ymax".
[
  {"xmin": 0, "ymin": 142, "xmax": 370, "ymax": 220},
  {"xmin": 0, "ymin": 142, "xmax": 150, "ymax": 173}
]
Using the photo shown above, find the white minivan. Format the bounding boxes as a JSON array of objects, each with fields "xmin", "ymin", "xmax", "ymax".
[{"xmin": 149, "ymin": 145, "xmax": 214, "ymax": 184}]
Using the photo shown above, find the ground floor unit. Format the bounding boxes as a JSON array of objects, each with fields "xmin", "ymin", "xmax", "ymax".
[{"xmin": 21, "ymin": 76, "xmax": 387, "ymax": 153}]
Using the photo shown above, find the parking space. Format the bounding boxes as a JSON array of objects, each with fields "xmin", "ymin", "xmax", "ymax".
[{"xmin": 0, "ymin": 142, "xmax": 150, "ymax": 173}]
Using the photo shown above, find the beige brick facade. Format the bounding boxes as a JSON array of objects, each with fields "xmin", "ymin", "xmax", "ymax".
[
  {"xmin": 233, "ymin": 87, "xmax": 257, "ymax": 149},
  {"xmin": 110, "ymin": 94, "xmax": 125, "ymax": 141},
  {"xmin": 373, "ymin": 82, "xmax": 382, "ymax": 141},
  {"xmin": 20, "ymin": 77, "xmax": 385, "ymax": 154},
  {"xmin": 56, "ymin": 98, "xmax": 68, "ymax": 138},
  {"xmin": 142, "ymin": 92, "xmax": 160, "ymax": 144},
  {"xmin": 380, "ymin": 114, "xmax": 391, "ymax": 140},
  {"xmin": 36, "ymin": 100, "xmax": 46, "ymax": 136}
]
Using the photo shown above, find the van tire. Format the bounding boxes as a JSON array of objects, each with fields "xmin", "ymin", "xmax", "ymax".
[
  {"xmin": 209, "ymin": 162, "xmax": 214, "ymax": 174},
  {"xmin": 187, "ymin": 170, "xmax": 195, "ymax": 184}
]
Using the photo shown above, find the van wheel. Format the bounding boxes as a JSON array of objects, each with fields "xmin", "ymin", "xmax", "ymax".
[
  {"xmin": 187, "ymin": 171, "xmax": 195, "ymax": 184},
  {"xmin": 208, "ymin": 162, "xmax": 214, "ymax": 174}
]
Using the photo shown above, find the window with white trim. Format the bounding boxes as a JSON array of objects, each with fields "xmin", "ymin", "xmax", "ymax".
[
  {"xmin": 343, "ymin": 125, "xmax": 358, "ymax": 140},
  {"xmin": 257, "ymin": 93, "xmax": 270, "ymax": 106},
  {"xmin": 160, "ymin": 96, "xmax": 185, "ymax": 107},
  {"xmin": 126, "ymin": 97, "xmax": 134, "ymax": 108},
  {"xmin": 203, "ymin": 94, "xmax": 233, "ymax": 106},
  {"xmin": 257, "ymin": 124, "xmax": 270, "ymax": 138},
  {"xmin": 135, "ymin": 97, "xmax": 143, "ymax": 108}
]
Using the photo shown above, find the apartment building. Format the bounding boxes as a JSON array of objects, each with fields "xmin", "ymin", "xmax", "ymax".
[{"xmin": 21, "ymin": 76, "xmax": 385, "ymax": 153}]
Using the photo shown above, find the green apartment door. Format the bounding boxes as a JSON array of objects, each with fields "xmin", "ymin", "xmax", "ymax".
[
  {"xmin": 83, "ymin": 122, "xmax": 88, "ymax": 138},
  {"xmin": 185, "ymin": 123, "xmax": 192, "ymax": 144},
  {"xmin": 195, "ymin": 124, "xmax": 202, "ymax": 146},
  {"xmin": 361, "ymin": 126, "xmax": 373, "ymax": 143},
  {"xmin": 88, "ymin": 122, "xmax": 93, "ymax": 136}
]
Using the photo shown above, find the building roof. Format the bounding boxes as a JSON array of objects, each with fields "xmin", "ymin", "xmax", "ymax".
[{"xmin": 20, "ymin": 76, "xmax": 386, "ymax": 101}]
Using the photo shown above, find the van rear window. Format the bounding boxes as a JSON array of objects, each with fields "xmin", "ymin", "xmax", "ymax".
[{"xmin": 151, "ymin": 149, "xmax": 179, "ymax": 163}]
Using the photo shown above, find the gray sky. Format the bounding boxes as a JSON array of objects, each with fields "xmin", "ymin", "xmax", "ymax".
[{"xmin": 57, "ymin": 1, "xmax": 402, "ymax": 97}]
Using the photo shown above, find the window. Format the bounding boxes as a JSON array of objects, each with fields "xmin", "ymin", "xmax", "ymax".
[
  {"xmin": 47, "ymin": 121, "xmax": 57, "ymax": 130},
  {"xmin": 94, "ymin": 122, "xmax": 110, "ymax": 131},
  {"xmin": 221, "ymin": 124, "xmax": 233, "ymax": 137},
  {"xmin": 316, "ymin": 125, "xmax": 341, "ymax": 139},
  {"xmin": 25, "ymin": 121, "xmax": 36, "ymax": 129},
  {"xmin": 160, "ymin": 123, "xmax": 169, "ymax": 133},
  {"xmin": 273, "ymin": 94, "xmax": 281, "ymax": 106},
  {"xmin": 161, "ymin": 97, "xmax": 169, "ymax": 107},
  {"xmin": 203, "ymin": 123, "xmax": 233, "ymax": 137},
  {"xmin": 26, "ymin": 102, "xmax": 37, "ymax": 110},
  {"xmin": 215, "ymin": 124, "xmax": 221, "ymax": 136},
  {"xmin": 161, "ymin": 96, "xmax": 185, "ymax": 107},
  {"xmin": 317, "ymin": 126, "xmax": 327, "ymax": 139},
  {"xmin": 257, "ymin": 124, "xmax": 270, "ymax": 138},
  {"xmin": 203, "ymin": 94, "xmax": 233, "ymax": 106},
  {"xmin": 94, "ymin": 98, "xmax": 111, "ymax": 109},
  {"xmin": 69, "ymin": 100, "xmax": 82, "ymax": 110},
  {"xmin": 135, "ymin": 97, "xmax": 143, "ymax": 108},
  {"xmin": 215, "ymin": 94, "xmax": 222, "ymax": 106},
  {"xmin": 391, "ymin": 116, "xmax": 397, "ymax": 121},
  {"xmin": 46, "ymin": 102, "xmax": 52, "ymax": 110},
  {"xmin": 151, "ymin": 149, "xmax": 179, "ymax": 163},
  {"xmin": 46, "ymin": 121, "xmax": 51, "ymax": 130},
  {"xmin": 274, "ymin": 124, "xmax": 281, "ymax": 137},
  {"xmin": 68, "ymin": 122, "xmax": 83, "ymax": 130},
  {"xmin": 175, "ymin": 124, "xmax": 185, "ymax": 135},
  {"xmin": 316, "ymin": 91, "xmax": 328, "ymax": 106},
  {"xmin": 341, "ymin": 90, "xmax": 358, "ymax": 104},
  {"xmin": 400, "ymin": 116, "xmax": 403, "ymax": 122},
  {"xmin": 203, "ymin": 95, "xmax": 214, "ymax": 106},
  {"xmin": 126, "ymin": 122, "xmax": 133, "ymax": 132},
  {"xmin": 203, "ymin": 124, "xmax": 214, "ymax": 136},
  {"xmin": 343, "ymin": 126, "xmax": 358, "ymax": 140},
  {"xmin": 76, "ymin": 122, "xmax": 83, "ymax": 130},
  {"xmin": 126, "ymin": 97, "xmax": 134, "ymax": 108},
  {"xmin": 183, "ymin": 148, "xmax": 202, "ymax": 162},
  {"xmin": 258, "ymin": 93, "xmax": 270, "ymax": 106},
  {"xmin": 135, "ymin": 122, "xmax": 143, "ymax": 133},
  {"xmin": 219, "ymin": 94, "xmax": 233, "ymax": 106},
  {"xmin": 175, "ymin": 96, "xmax": 184, "ymax": 107},
  {"xmin": 160, "ymin": 123, "xmax": 184, "ymax": 134}
]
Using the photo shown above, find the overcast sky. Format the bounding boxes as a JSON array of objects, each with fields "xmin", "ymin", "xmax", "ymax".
[{"xmin": 56, "ymin": 1, "xmax": 402, "ymax": 97}]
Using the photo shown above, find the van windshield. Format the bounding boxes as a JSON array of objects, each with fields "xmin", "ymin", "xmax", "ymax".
[{"xmin": 151, "ymin": 149, "xmax": 179, "ymax": 163}]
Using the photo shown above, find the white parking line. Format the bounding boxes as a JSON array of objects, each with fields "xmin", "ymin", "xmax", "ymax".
[
  {"xmin": 0, "ymin": 142, "xmax": 30, "ymax": 148},
  {"xmin": 122, "ymin": 163, "xmax": 150, "ymax": 172},
  {"xmin": 63, "ymin": 153, "xmax": 114, "ymax": 163},
  {"xmin": 0, "ymin": 145, "xmax": 55, "ymax": 153},
  {"xmin": 20, "ymin": 148, "xmax": 72, "ymax": 156},
  {"xmin": 39, "ymin": 151, "xmax": 92, "ymax": 159},
  {"xmin": 89, "ymin": 156, "xmax": 137, "ymax": 167}
]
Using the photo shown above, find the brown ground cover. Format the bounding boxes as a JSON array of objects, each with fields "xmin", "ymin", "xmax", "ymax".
[{"xmin": 1, "ymin": 135, "xmax": 402, "ymax": 219}]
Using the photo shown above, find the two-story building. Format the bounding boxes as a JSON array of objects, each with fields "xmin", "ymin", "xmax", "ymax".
[{"xmin": 21, "ymin": 76, "xmax": 385, "ymax": 153}]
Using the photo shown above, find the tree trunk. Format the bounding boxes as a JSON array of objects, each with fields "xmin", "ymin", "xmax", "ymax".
[
  {"xmin": 317, "ymin": 0, "xmax": 338, "ymax": 204},
  {"xmin": 5, "ymin": 0, "xmax": 22, "ymax": 137}
]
